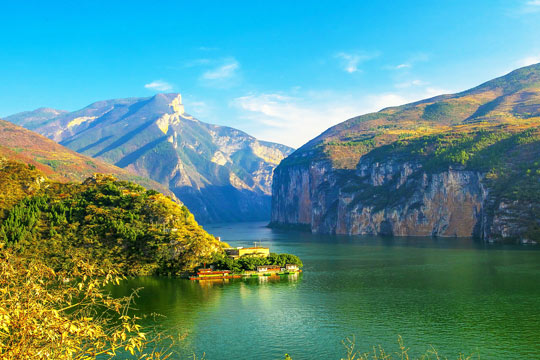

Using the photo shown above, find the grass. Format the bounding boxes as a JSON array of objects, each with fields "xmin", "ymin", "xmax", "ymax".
[{"xmin": 284, "ymin": 336, "xmax": 478, "ymax": 360}]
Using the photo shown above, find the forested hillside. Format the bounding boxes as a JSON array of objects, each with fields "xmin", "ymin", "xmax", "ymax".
[
  {"xmin": 0, "ymin": 119, "xmax": 173, "ymax": 196},
  {"xmin": 0, "ymin": 158, "xmax": 226, "ymax": 275}
]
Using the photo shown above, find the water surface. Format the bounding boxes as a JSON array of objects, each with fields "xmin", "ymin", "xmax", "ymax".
[{"xmin": 113, "ymin": 222, "xmax": 540, "ymax": 359}]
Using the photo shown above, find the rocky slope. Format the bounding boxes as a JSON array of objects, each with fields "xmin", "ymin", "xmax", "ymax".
[
  {"xmin": 271, "ymin": 63, "xmax": 540, "ymax": 243},
  {"xmin": 7, "ymin": 94, "xmax": 293, "ymax": 223}
]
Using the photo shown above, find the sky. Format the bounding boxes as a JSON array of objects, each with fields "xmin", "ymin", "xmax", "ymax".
[{"xmin": 1, "ymin": 1, "xmax": 540, "ymax": 148}]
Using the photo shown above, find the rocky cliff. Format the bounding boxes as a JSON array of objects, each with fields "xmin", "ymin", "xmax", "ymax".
[
  {"xmin": 271, "ymin": 63, "xmax": 540, "ymax": 243},
  {"xmin": 273, "ymin": 159, "xmax": 490, "ymax": 237}
]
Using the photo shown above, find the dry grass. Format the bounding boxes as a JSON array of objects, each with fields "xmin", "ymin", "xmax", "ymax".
[
  {"xmin": 340, "ymin": 335, "xmax": 477, "ymax": 360},
  {"xmin": 283, "ymin": 336, "xmax": 478, "ymax": 360}
]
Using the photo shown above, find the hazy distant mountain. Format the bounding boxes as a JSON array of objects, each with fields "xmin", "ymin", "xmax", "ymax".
[
  {"xmin": 5, "ymin": 107, "xmax": 68, "ymax": 130},
  {"xmin": 8, "ymin": 94, "xmax": 294, "ymax": 223}
]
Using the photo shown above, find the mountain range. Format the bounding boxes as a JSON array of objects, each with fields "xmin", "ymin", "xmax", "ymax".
[
  {"xmin": 271, "ymin": 63, "xmax": 540, "ymax": 243},
  {"xmin": 8, "ymin": 64, "xmax": 540, "ymax": 243},
  {"xmin": 6, "ymin": 94, "xmax": 293, "ymax": 223}
]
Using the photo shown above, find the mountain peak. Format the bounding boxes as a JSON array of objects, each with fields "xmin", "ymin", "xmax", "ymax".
[
  {"xmin": 168, "ymin": 93, "xmax": 184, "ymax": 115},
  {"xmin": 147, "ymin": 93, "xmax": 185, "ymax": 117},
  {"xmin": 4, "ymin": 93, "xmax": 294, "ymax": 223},
  {"xmin": 151, "ymin": 93, "xmax": 187, "ymax": 134}
]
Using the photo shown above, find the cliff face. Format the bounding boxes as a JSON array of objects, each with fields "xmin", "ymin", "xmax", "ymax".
[
  {"xmin": 271, "ymin": 63, "xmax": 540, "ymax": 243},
  {"xmin": 272, "ymin": 159, "xmax": 489, "ymax": 237},
  {"xmin": 272, "ymin": 156, "xmax": 539, "ymax": 242}
]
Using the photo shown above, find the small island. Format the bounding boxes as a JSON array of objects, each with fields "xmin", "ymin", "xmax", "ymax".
[{"xmin": 190, "ymin": 244, "xmax": 303, "ymax": 280}]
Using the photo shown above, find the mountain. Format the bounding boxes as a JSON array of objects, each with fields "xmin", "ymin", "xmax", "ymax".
[
  {"xmin": 5, "ymin": 107, "xmax": 67, "ymax": 130},
  {"xmin": 7, "ymin": 94, "xmax": 294, "ymax": 223},
  {"xmin": 0, "ymin": 119, "xmax": 173, "ymax": 197},
  {"xmin": 271, "ymin": 63, "xmax": 540, "ymax": 243}
]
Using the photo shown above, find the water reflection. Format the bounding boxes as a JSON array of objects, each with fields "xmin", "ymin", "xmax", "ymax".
[
  {"xmin": 111, "ymin": 222, "xmax": 540, "ymax": 360},
  {"xmin": 195, "ymin": 272, "xmax": 301, "ymax": 286}
]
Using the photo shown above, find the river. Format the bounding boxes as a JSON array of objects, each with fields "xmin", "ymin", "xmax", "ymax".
[{"xmin": 111, "ymin": 222, "xmax": 540, "ymax": 359}]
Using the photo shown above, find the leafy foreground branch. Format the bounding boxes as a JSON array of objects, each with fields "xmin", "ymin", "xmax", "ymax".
[
  {"xmin": 285, "ymin": 335, "xmax": 478, "ymax": 360},
  {"xmin": 0, "ymin": 248, "xmax": 174, "ymax": 360}
]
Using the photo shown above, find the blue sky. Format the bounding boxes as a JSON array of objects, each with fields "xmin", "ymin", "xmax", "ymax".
[{"xmin": 1, "ymin": 0, "xmax": 540, "ymax": 147}]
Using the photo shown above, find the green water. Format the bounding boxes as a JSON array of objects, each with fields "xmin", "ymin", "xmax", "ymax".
[{"xmin": 112, "ymin": 222, "xmax": 540, "ymax": 359}]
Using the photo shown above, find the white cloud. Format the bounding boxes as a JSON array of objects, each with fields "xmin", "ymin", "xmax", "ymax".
[
  {"xmin": 185, "ymin": 100, "xmax": 211, "ymax": 118},
  {"xmin": 184, "ymin": 58, "xmax": 212, "ymax": 67},
  {"xmin": 518, "ymin": 0, "xmax": 540, "ymax": 13},
  {"xmin": 335, "ymin": 52, "xmax": 376, "ymax": 73},
  {"xmin": 198, "ymin": 46, "xmax": 219, "ymax": 51},
  {"xmin": 516, "ymin": 54, "xmax": 540, "ymax": 67},
  {"xmin": 395, "ymin": 79, "xmax": 428, "ymax": 88},
  {"xmin": 231, "ymin": 86, "xmax": 451, "ymax": 148},
  {"xmin": 422, "ymin": 87, "xmax": 450, "ymax": 98},
  {"xmin": 387, "ymin": 53, "xmax": 430, "ymax": 71},
  {"xmin": 144, "ymin": 80, "xmax": 172, "ymax": 91},
  {"xmin": 365, "ymin": 93, "xmax": 409, "ymax": 110},
  {"xmin": 202, "ymin": 60, "xmax": 239, "ymax": 80},
  {"xmin": 395, "ymin": 63, "xmax": 412, "ymax": 69},
  {"xmin": 232, "ymin": 93, "xmax": 361, "ymax": 147}
]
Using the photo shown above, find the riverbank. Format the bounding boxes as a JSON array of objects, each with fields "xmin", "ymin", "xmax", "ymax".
[{"xmin": 189, "ymin": 267, "xmax": 302, "ymax": 281}]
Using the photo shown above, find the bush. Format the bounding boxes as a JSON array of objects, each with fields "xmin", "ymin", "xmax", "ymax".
[{"xmin": 211, "ymin": 252, "xmax": 303, "ymax": 272}]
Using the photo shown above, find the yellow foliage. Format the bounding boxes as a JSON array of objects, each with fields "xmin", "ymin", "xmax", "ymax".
[{"xmin": 0, "ymin": 248, "xmax": 173, "ymax": 359}]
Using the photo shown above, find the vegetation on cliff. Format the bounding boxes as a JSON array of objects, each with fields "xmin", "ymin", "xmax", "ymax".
[{"xmin": 349, "ymin": 126, "xmax": 540, "ymax": 240}]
